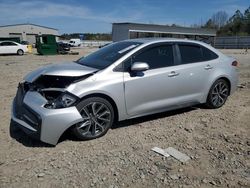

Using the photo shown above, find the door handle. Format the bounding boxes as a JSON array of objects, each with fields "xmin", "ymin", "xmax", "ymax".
[
  {"xmin": 204, "ymin": 65, "xmax": 213, "ymax": 70},
  {"xmin": 168, "ymin": 71, "xmax": 179, "ymax": 77}
]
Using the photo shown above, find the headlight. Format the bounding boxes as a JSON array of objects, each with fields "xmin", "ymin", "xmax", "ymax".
[{"xmin": 44, "ymin": 93, "xmax": 77, "ymax": 109}]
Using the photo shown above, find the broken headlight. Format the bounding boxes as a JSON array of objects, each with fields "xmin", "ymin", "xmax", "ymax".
[{"xmin": 44, "ymin": 92, "xmax": 78, "ymax": 109}]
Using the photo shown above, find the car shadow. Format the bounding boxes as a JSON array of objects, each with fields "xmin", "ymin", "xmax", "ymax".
[
  {"xmin": 9, "ymin": 106, "xmax": 200, "ymax": 147},
  {"xmin": 0, "ymin": 54, "xmax": 27, "ymax": 56},
  {"xmin": 112, "ymin": 106, "xmax": 199, "ymax": 129},
  {"xmin": 9, "ymin": 121, "xmax": 53, "ymax": 148}
]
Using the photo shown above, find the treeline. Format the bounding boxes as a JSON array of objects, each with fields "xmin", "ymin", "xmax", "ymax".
[
  {"xmin": 202, "ymin": 6, "xmax": 250, "ymax": 36},
  {"xmin": 60, "ymin": 33, "xmax": 112, "ymax": 41}
]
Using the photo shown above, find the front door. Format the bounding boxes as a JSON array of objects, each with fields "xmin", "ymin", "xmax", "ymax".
[{"xmin": 124, "ymin": 43, "xmax": 186, "ymax": 117}]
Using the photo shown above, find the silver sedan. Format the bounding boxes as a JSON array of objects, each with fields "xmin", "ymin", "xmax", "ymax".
[{"xmin": 11, "ymin": 38, "xmax": 239, "ymax": 145}]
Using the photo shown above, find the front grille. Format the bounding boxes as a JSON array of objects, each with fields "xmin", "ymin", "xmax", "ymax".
[{"xmin": 14, "ymin": 83, "xmax": 41, "ymax": 131}]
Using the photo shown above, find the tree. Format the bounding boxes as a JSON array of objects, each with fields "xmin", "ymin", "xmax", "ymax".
[
  {"xmin": 229, "ymin": 9, "xmax": 243, "ymax": 23},
  {"xmin": 202, "ymin": 11, "xmax": 228, "ymax": 30},
  {"xmin": 202, "ymin": 6, "xmax": 250, "ymax": 36},
  {"xmin": 228, "ymin": 10, "xmax": 245, "ymax": 35},
  {"xmin": 243, "ymin": 6, "xmax": 250, "ymax": 33},
  {"xmin": 211, "ymin": 11, "xmax": 228, "ymax": 29},
  {"xmin": 203, "ymin": 19, "xmax": 216, "ymax": 29}
]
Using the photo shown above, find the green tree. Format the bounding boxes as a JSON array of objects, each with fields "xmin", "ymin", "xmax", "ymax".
[
  {"xmin": 243, "ymin": 6, "xmax": 250, "ymax": 34},
  {"xmin": 203, "ymin": 19, "xmax": 216, "ymax": 29}
]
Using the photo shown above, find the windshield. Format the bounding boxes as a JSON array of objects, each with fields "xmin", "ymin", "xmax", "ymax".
[{"xmin": 76, "ymin": 41, "xmax": 142, "ymax": 69}]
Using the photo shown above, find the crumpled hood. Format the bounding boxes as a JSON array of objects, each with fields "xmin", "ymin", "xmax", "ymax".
[{"xmin": 24, "ymin": 62, "xmax": 98, "ymax": 82}]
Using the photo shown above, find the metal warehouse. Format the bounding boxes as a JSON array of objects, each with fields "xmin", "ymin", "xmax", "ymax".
[
  {"xmin": 112, "ymin": 22, "xmax": 216, "ymax": 43},
  {"xmin": 0, "ymin": 23, "xmax": 59, "ymax": 44}
]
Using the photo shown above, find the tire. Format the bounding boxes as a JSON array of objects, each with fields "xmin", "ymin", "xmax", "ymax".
[
  {"xmin": 205, "ymin": 79, "xmax": 230, "ymax": 109},
  {"xmin": 17, "ymin": 49, "xmax": 24, "ymax": 56},
  {"xmin": 72, "ymin": 97, "xmax": 114, "ymax": 140}
]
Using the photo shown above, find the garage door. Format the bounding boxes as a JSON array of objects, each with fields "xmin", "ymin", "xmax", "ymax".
[{"xmin": 26, "ymin": 34, "xmax": 37, "ymax": 45}]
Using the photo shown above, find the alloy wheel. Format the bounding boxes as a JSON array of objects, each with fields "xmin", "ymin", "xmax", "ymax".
[
  {"xmin": 211, "ymin": 81, "xmax": 229, "ymax": 107},
  {"xmin": 76, "ymin": 102, "xmax": 112, "ymax": 137}
]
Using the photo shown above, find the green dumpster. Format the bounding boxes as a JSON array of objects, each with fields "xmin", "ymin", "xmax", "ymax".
[{"xmin": 36, "ymin": 35, "xmax": 57, "ymax": 55}]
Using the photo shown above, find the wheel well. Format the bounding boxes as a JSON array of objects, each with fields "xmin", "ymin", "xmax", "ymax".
[
  {"xmin": 17, "ymin": 49, "xmax": 24, "ymax": 53},
  {"xmin": 80, "ymin": 93, "xmax": 119, "ymax": 122},
  {"xmin": 218, "ymin": 77, "xmax": 231, "ymax": 95},
  {"xmin": 58, "ymin": 93, "xmax": 119, "ymax": 142}
]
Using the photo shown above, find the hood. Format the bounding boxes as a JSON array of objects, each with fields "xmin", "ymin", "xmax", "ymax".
[{"xmin": 24, "ymin": 62, "xmax": 98, "ymax": 83}]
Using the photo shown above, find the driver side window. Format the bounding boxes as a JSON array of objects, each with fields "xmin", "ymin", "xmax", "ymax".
[{"xmin": 133, "ymin": 45, "xmax": 174, "ymax": 69}]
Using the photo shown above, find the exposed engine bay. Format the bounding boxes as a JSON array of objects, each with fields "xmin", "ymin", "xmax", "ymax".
[{"xmin": 24, "ymin": 74, "xmax": 93, "ymax": 109}]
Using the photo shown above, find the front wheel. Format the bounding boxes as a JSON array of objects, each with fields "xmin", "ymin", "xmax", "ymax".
[
  {"xmin": 72, "ymin": 97, "xmax": 114, "ymax": 140},
  {"xmin": 17, "ymin": 49, "xmax": 24, "ymax": 56},
  {"xmin": 205, "ymin": 79, "xmax": 230, "ymax": 109}
]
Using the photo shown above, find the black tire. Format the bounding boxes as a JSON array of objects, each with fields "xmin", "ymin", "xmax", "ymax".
[
  {"xmin": 72, "ymin": 97, "xmax": 114, "ymax": 140},
  {"xmin": 205, "ymin": 79, "xmax": 230, "ymax": 109},
  {"xmin": 17, "ymin": 49, "xmax": 24, "ymax": 56}
]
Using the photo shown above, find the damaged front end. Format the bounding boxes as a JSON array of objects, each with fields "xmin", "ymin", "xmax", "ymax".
[
  {"xmin": 12, "ymin": 62, "xmax": 99, "ymax": 145},
  {"xmin": 25, "ymin": 74, "xmax": 93, "ymax": 109}
]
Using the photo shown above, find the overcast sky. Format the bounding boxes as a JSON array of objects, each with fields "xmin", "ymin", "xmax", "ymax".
[{"xmin": 0, "ymin": 0, "xmax": 249, "ymax": 34}]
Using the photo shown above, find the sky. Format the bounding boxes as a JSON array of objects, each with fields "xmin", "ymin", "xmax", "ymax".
[{"xmin": 0, "ymin": 0, "xmax": 249, "ymax": 34}]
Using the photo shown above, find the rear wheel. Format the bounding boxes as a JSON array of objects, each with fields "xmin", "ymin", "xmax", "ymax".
[
  {"xmin": 206, "ymin": 79, "xmax": 230, "ymax": 109},
  {"xmin": 17, "ymin": 49, "xmax": 24, "ymax": 56},
  {"xmin": 72, "ymin": 97, "xmax": 114, "ymax": 140}
]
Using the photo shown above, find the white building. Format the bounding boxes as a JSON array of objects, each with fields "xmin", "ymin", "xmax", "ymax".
[{"xmin": 0, "ymin": 23, "xmax": 59, "ymax": 44}]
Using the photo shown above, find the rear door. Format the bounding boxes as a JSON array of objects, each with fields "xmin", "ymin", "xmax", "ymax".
[
  {"xmin": 0, "ymin": 42, "xmax": 11, "ymax": 54},
  {"xmin": 0, "ymin": 41, "xmax": 17, "ymax": 54},
  {"xmin": 0, "ymin": 42, "xmax": 4, "ymax": 54},
  {"xmin": 0, "ymin": 42, "xmax": 18, "ymax": 54},
  {"xmin": 8, "ymin": 42, "xmax": 19, "ymax": 53},
  {"xmin": 174, "ymin": 43, "xmax": 219, "ymax": 102}
]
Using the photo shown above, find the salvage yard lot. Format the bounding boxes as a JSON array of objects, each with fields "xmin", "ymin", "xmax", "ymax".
[{"xmin": 0, "ymin": 48, "xmax": 249, "ymax": 187}]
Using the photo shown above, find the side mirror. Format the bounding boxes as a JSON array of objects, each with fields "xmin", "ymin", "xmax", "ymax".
[{"xmin": 131, "ymin": 62, "xmax": 149, "ymax": 72}]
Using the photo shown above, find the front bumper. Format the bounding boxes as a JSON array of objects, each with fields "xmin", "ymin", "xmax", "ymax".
[{"xmin": 11, "ymin": 90, "xmax": 83, "ymax": 145}]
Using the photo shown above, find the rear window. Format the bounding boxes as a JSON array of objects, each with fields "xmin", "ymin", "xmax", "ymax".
[
  {"xmin": 0, "ymin": 42, "xmax": 17, "ymax": 46},
  {"xmin": 201, "ymin": 46, "xmax": 218, "ymax": 61},
  {"xmin": 179, "ymin": 44, "xmax": 202, "ymax": 64},
  {"xmin": 179, "ymin": 44, "xmax": 218, "ymax": 64}
]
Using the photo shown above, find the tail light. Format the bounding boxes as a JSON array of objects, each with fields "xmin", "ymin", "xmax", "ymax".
[{"xmin": 232, "ymin": 61, "xmax": 239, "ymax": 67}]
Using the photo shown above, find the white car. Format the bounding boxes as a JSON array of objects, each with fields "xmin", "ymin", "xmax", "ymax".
[{"xmin": 0, "ymin": 41, "xmax": 28, "ymax": 55}]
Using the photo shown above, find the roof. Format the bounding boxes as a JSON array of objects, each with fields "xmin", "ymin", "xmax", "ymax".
[
  {"xmin": 0, "ymin": 40, "xmax": 20, "ymax": 44},
  {"xmin": 113, "ymin": 22, "xmax": 216, "ymax": 36},
  {"xmin": 125, "ymin": 37, "xmax": 204, "ymax": 44},
  {"xmin": 0, "ymin": 23, "xmax": 58, "ymax": 30},
  {"xmin": 122, "ymin": 38, "xmax": 222, "ymax": 55},
  {"xmin": 125, "ymin": 38, "xmax": 213, "ymax": 48}
]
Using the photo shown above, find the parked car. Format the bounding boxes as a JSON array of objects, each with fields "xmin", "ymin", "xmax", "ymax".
[
  {"xmin": 0, "ymin": 41, "xmax": 28, "ymax": 55},
  {"xmin": 11, "ymin": 38, "xmax": 238, "ymax": 145},
  {"xmin": 68, "ymin": 39, "xmax": 81, "ymax": 47},
  {"xmin": 57, "ymin": 42, "xmax": 70, "ymax": 52}
]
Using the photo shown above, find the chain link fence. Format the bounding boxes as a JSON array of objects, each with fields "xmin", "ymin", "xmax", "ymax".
[{"xmin": 214, "ymin": 36, "xmax": 250, "ymax": 49}]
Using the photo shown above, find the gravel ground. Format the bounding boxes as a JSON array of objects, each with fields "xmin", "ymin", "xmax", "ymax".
[{"xmin": 0, "ymin": 48, "xmax": 249, "ymax": 188}]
